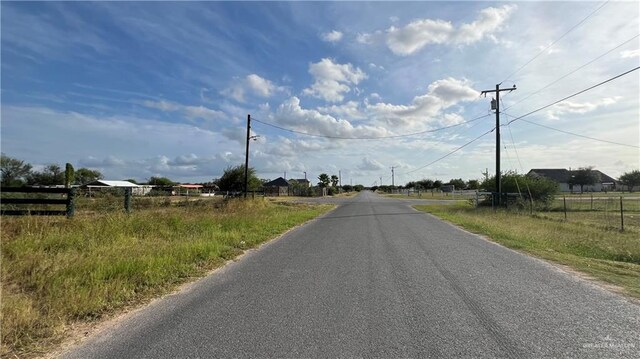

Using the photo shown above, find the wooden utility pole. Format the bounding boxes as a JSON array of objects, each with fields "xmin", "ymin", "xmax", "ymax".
[
  {"xmin": 391, "ymin": 166, "xmax": 395, "ymax": 187},
  {"xmin": 244, "ymin": 114, "xmax": 251, "ymax": 198},
  {"xmin": 480, "ymin": 84, "xmax": 516, "ymax": 206}
]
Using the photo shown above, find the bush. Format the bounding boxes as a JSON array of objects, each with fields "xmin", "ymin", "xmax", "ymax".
[{"xmin": 480, "ymin": 171, "xmax": 558, "ymax": 208}]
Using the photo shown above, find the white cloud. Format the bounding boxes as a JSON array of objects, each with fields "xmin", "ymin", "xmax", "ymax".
[
  {"xmin": 320, "ymin": 30, "xmax": 343, "ymax": 42},
  {"xmin": 367, "ymin": 77, "xmax": 479, "ymax": 127},
  {"xmin": 142, "ymin": 100, "xmax": 225, "ymax": 121},
  {"xmin": 358, "ymin": 157, "xmax": 385, "ymax": 171},
  {"xmin": 546, "ymin": 97, "xmax": 620, "ymax": 120},
  {"xmin": 380, "ymin": 5, "xmax": 516, "ymax": 55},
  {"xmin": 222, "ymin": 74, "xmax": 283, "ymax": 102},
  {"xmin": 302, "ymin": 58, "xmax": 367, "ymax": 102},
  {"xmin": 455, "ymin": 5, "xmax": 516, "ymax": 45},
  {"xmin": 317, "ymin": 101, "xmax": 365, "ymax": 119},
  {"xmin": 620, "ymin": 49, "xmax": 640, "ymax": 58},
  {"xmin": 273, "ymin": 97, "xmax": 389, "ymax": 138}
]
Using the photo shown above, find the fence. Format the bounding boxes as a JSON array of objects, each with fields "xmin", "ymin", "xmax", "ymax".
[
  {"xmin": 0, "ymin": 187, "xmax": 76, "ymax": 218},
  {"xmin": 473, "ymin": 192, "xmax": 640, "ymax": 232}
]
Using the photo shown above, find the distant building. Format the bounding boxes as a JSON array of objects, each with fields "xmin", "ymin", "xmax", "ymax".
[
  {"xmin": 174, "ymin": 184, "xmax": 204, "ymax": 196},
  {"xmin": 527, "ymin": 168, "xmax": 617, "ymax": 192},
  {"xmin": 82, "ymin": 180, "xmax": 153, "ymax": 196},
  {"xmin": 289, "ymin": 178, "xmax": 311, "ymax": 188},
  {"xmin": 263, "ymin": 177, "xmax": 290, "ymax": 196}
]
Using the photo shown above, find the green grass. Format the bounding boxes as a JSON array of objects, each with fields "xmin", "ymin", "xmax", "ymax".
[
  {"xmin": 414, "ymin": 203, "xmax": 640, "ymax": 299},
  {"xmin": 1, "ymin": 199, "xmax": 333, "ymax": 358}
]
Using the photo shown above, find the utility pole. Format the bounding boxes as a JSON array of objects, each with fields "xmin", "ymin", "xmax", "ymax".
[
  {"xmin": 480, "ymin": 84, "xmax": 516, "ymax": 206},
  {"xmin": 482, "ymin": 168, "xmax": 489, "ymax": 182},
  {"xmin": 391, "ymin": 166, "xmax": 395, "ymax": 187},
  {"xmin": 338, "ymin": 170, "xmax": 341, "ymax": 187},
  {"xmin": 244, "ymin": 114, "xmax": 251, "ymax": 198},
  {"xmin": 380, "ymin": 177, "xmax": 383, "ymax": 186},
  {"xmin": 304, "ymin": 171, "xmax": 307, "ymax": 180}
]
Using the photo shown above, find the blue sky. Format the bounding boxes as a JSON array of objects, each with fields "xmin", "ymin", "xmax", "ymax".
[{"xmin": 2, "ymin": 1, "xmax": 638, "ymax": 186}]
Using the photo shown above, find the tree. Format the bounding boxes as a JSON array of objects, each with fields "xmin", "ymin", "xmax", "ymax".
[
  {"xmin": 27, "ymin": 164, "xmax": 64, "ymax": 186},
  {"xmin": 147, "ymin": 176, "xmax": 176, "ymax": 186},
  {"xmin": 1, "ymin": 153, "xmax": 32, "ymax": 186},
  {"xmin": 466, "ymin": 179, "xmax": 480, "ymax": 190},
  {"xmin": 330, "ymin": 174, "xmax": 339, "ymax": 187},
  {"xmin": 215, "ymin": 165, "xmax": 260, "ymax": 192},
  {"xmin": 65, "ymin": 163, "xmax": 75, "ymax": 188},
  {"xmin": 317, "ymin": 173, "xmax": 330, "ymax": 188},
  {"xmin": 433, "ymin": 180, "xmax": 443, "ymax": 189},
  {"xmin": 448, "ymin": 178, "xmax": 466, "ymax": 190},
  {"xmin": 74, "ymin": 168, "xmax": 103, "ymax": 185},
  {"xmin": 569, "ymin": 167, "xmax": 600, "ymax": 193},
  {"xmin": 619, "ymin": 170, "xmax": 640, "ymax": 192},
  {"xmin": 481, "ymin": 171, "xmax": 558, "ymax": 206},
  {"xmin": 417, "ymin": 179, "xmax": 434, "ymax": 189}
]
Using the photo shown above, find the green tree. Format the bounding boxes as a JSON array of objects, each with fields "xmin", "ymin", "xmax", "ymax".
[
  {"xmin": 354, "ymin": 184, "xmax": 364, "ymax": 192},
  {"xmin": 27, "ymin": 164, "xmax": 64, "ymax": 186},
  {"xmin": 466, "ymin": 179, "xmax": 480, "ymax": 190},
  {"xmin": 569, "ymin": 167, "xmax": 600, "ymax": 193},
  {"xmin": 317, "ymin": 173, "xmax": 330, "ymax": 188},
  {"xmin": 619, "ymin": 170, "xmax": 640, "ymax": 192},
  {"xmin": 65, "ymin": 163, "xmax": 75, "ymax": 188},
  {"xmin": 481, "ymin": 171, "xmax": 558, "ymax": 206},
  {"xmin": 74, "ymin": 168, "xmax": 103, "ymax": 185},
  {"xmin": 147, "ymin": 176, "xmax": 176, "ymax": 186},
  {"xmin": 330, "ymin": 174, "xmax": 339, "ymax": 187},
  {"xmin": 417, "ymin": 179, "xmax": 434, "ymax": 189},
  {"xmin": 215, "ymin": 165, "xmax": 260, "ymax": 192},
  {"xmin": 433, "ymin": 180, "xmax": 443, "ymax": 189},
  {"xmin": 448, "ymin": 178, "xmax": 466, "ymax": 190},
  {"xmin": 1, "ymin": 153, "xmax": 32, "ymax": 186}
]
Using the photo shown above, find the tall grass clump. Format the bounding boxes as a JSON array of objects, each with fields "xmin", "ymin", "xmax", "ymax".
[{"xmin": 1, "ymin": 199, "xmax": 332, "ymax": 358}]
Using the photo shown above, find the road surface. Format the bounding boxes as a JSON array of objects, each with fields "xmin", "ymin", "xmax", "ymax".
[{"xmin": 63, "ymin": 191, "xmax": 639, "ymax": 358}]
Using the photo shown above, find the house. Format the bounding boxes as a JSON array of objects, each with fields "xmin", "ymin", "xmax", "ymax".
[
  {"xmin": 82, "ymin": 180, "xmax": 153, "ymax": 196},
  {"xmin": 263, "ymin": 177, "xmax": 290, "ymax": 196},
  {"xmin": 527, "ymin": 168, "xmax": 617, "ymax": 192}
]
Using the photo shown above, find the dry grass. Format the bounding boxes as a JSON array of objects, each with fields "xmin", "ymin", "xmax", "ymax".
[
  {"xmin": 415, "ymin": 203, "xmax": 640, "ymax": 299},
  {"xmin": 1, "ymin": 199, "xmax": 333, "ymax": 358}
]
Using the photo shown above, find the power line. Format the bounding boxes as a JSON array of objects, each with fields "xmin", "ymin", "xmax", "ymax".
[
  {"xmin": 406, "ymin": 127, "xmax": 496, "ymax": 174},
  {"xmin": 501, "ymin": 0, "xmax": 610, "ymax": 84},
  {"xmin": 250, "ymin": 114, "xmax": 491, "ymax": 140},
  {"xmin": 504, "ymin": 34, "xmax": 640, "ymax": 111},
  {"xmin": 505, "ymin": 66, "xmax": 640, "ymax": 126},
  {"xmin": 504, "ymin": 113, "xmax": 640, "ymax": 149}
]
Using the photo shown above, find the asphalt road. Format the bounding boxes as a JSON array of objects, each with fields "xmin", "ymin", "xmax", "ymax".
[{"xmin": 63, "ymin": 191, "xmax": 639, "ymax": 358}]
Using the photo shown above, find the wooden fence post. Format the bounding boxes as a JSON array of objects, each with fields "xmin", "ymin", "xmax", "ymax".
[
  {"xmin": 124, "ymin": 188, "xmax": 132, "ymax": 214},
  {"xmin": 563, "ymin": 196, "xmax": 567, "ymax": 220},
  {"xmin": 66, "ymin": 188, "xmax": 76, "ymax": 218},
  {"xmin": 620, "ymin": 196, "xmax": 624, "ymax": 232}
]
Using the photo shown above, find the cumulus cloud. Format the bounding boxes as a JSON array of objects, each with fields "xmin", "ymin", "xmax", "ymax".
[
  {"xmin": 272, "ymin": 97, "xmax": 389, "ymax": 138},
  {"xmin": 222, "ymin": 74, "xmax": 284, "ymax": 102},
  {"xmin": 366, "ymin": 77, "xmax": 478, "ymax": 127},
  {"xmin": 364, "ymin": 4, "xmax": 516, "ymax": 55},
  {"xmin": 320, "ymin": 30, "xmax": 343, "ymax": 42},
  {"xmin": 546, "ymin": 97, "xmax": 620, "ymax": 120},
  {"xmin": 358, "ymin": 157, "xmax": 385, "ymax": 171},
  {"xmin": 142, "ymin": 100, "xmax": 225, "ymax": 121},
  {"xmin": 317, "ymin": 101, "xmax": 365, "ymax": 120},
  {"xmin": 302, "ymin": 58, "xmax": 367, "ymax": 102}
]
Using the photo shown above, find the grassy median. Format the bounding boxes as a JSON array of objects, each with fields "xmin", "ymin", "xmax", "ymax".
[
  {"xmin": 415, "ymin": 203, "xmax": 640, "ymax": 299},
  {"xmin": 1, "ymin": 199, "xmax": 333, "ymax": 358}
]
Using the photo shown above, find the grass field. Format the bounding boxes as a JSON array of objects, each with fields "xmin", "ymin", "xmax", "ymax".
[
  {"xmin": 383, "ymin": 192, "xmax": 470, "ymax": 200},
  {"xmin": 1, "ymin": 199, "xmax": 333, "ymax": 358},
  {"xmin": 415, "ymin": 203, "xmax": 640, "ymax": 299}
]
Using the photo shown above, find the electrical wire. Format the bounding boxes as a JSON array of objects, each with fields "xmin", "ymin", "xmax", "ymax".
[
  {"xmin": 505, "ymin": 114, "xmax": 640, "ymax": 149},
  {"xmin": 505, "ymin": 66, "xmax": 640, "ymax": 127},
  {"xmin": 406, "ymin": 127, "xmax": 496, "ymax": 174},
  {"xmin": 250, "ymin": 114, "xmax": 491, "ymax": 140},
  {"xmin": 504, "ymin": 34, "xmax": 640, "ymax": 111},
  {"xmin": 501, "ymin": 0, "xmax": 610, "ymax": 84}
]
